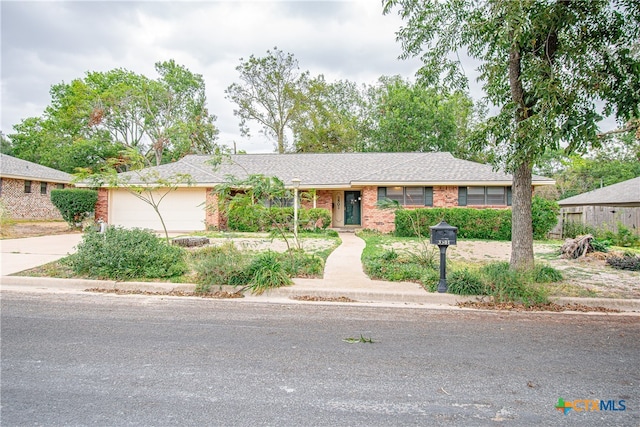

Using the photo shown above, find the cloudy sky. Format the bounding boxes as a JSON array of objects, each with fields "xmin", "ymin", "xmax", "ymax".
[{"xmin": 1, "ymin": 0, "xmax": 443, "ymax": 153}]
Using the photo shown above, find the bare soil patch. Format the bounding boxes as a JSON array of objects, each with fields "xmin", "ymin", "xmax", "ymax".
[{"xmin": 1, "ymin": 221, "xmax": 79, "ymax": 239}]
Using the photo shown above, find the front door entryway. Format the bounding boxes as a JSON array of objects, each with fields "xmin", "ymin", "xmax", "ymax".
[{"xmin": 344, "ymin": 191, "xmax": 361, "ymax": 225}]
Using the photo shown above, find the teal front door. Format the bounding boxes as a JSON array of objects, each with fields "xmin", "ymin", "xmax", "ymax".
[{"xmin": 344, "ymin": 191, "xmax": 361, "ymax": 225}]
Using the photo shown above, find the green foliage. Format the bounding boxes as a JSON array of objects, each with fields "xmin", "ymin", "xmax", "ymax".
[
  {"xmin": 531, "ymin": 195, "xmax": 559, "ymax": 240},
  {"xmin": 226, "ymin": 48, "xmax": 309, "ymax": 153},
  {"xmin": 50, "ymin": 189, "xmax": 98, "ymax": 227},
  {"xmin": 446, "ymin": 269, "xmax": 486, "ymax": 296},
  {"xmin": 302, "ymin": 208, "xmax": 331, "ymax": 230},
  {"xmin": 7, "ymin": 63, "xmax": 218, "ymax": 172},
  {"xmin": 66, "ymin": 227, "xmax": 187, "ymax": 280},
  {"xmin": 479, "ymin": 262, "xmax": 551, "ymax": 306},
  {"xmin": 227, "ymin": 205, "xmax": 266, "ymax": 232},
  {"xmin": 556, "ymin": 155, "xmax": 640, "ymax": 199},
  {"xmin": 383, "ymin": 0, "xmax": 640, "ymax": 271},
  {"xmin": 191, "ymin": 243, "xmax": 250, "ymax": 293},
  {"xmin": 247, "ymin": 251, "xmax": 293, "ymax": 295},
  {"xmin": 280, "ymin": 250, "xmax": 324, "ymax": 278},
  {"xmin": 363, "ymin": 76, "xmax": 477, "ymax": 156},
  {"xmin": 395, "ymin": 208, "xmax": 512, "ymax": 240},
  {"xmin": 590, "ymin": 238, "xmax": 611, "ymax": 253},
  {"xmin": 606, "ymin": 254, "xmax": 640, "ymax": 271},
  {"xmin": 562, "ymin": 221, "xmax": 596, "ymax": 239},
  {"xmin": 602, "ymin": 224, "xmax": 640, "ymax": 248}
]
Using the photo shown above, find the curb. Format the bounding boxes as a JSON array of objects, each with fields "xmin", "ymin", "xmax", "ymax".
[{"xmin": 2, "ymin": 275, "xmax": 639, "ymax": 313}]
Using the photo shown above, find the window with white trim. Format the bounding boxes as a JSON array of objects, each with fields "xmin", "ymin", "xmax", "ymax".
[
  {"xmin": 458, "ymin": 186, "xmax": 511, "ymax": 206},
  {"xmin": 378, "ymin": 187, "xmax": 433, "ymax": 206}
]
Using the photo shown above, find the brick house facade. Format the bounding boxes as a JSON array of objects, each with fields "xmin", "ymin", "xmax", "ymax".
[
  {"xmin": 1, "ymin": 154, "xmax": 73, "ymax": 220},
  {"xmin": 88, "ymin": 153, "xmax": 554, "ymax": 233}
]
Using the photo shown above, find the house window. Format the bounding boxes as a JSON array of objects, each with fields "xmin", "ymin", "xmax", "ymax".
[
  {"xmin": 378, "ymin": 187, "xmax": 433, "ymax": 206},
  {"xmin": 41, "ymin": 182, "xmax": 48, "ymax": 194},
  {"xmin": 459, "ymin": 187, "xmax": 511, "ymax": 206},
  {"xmin": 56, "ymin": 183, "xmax": 65, "ymax": 189},
  {"xmin": 24, "ymin": 180, "xmax": 32, "ymax": 193}
]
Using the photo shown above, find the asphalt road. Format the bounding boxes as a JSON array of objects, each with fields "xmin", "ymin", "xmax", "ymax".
[{"xmin": 1, "ymin": 291, "xmax": 638, "ymax": 426}]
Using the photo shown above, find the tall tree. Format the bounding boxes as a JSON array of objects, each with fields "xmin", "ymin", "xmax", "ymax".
[
  {"xmin": 292, "ymin": 76, "xmax": 365, "ymax": 153},
  {"xmin": 226, "ymin": 47, "xmax": 309, "ymax": 153},
  {"xmin": 8, "ymin": 62, "xmax": 218, "ymax": 171},
  {"xmin": 363, "ymin": 75, "xmax": 476, "ymax": 155},
  {"xmin": 141, "ymin": 60, "xmax": 218, "ymax": 165},
  {"xmin": 384, "ymin": 0, "xmax": 640, "ymax": 270}
]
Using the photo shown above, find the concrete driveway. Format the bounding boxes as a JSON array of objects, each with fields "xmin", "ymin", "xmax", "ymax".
[{"xmin": 0, "ymin": 234, "xmax": 83, "ymax": 276}]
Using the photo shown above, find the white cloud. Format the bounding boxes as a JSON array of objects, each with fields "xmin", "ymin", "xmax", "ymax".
[{"xmin": 1, "ymin": 1, "xmax": 437, "ymax": 153}]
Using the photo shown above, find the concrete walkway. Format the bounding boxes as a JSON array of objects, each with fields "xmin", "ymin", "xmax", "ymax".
[{"xmin": 0, "ymin": 234, "xmax": 83, "ymax": 276}]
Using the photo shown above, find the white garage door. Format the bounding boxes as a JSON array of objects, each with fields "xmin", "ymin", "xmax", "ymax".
[{"xmin": 109, "ymin": 188, "xmax": 206, "ymax": 232}]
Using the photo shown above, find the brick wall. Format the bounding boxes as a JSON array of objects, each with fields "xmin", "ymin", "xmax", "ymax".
[
  {"xmin": 433, "ymin": 186, "xmax": 458, "ymax": 207},
  {"xmin": 205, "ymin": 189, "xmax": 225, "ymax": 230},
  {"xmin": 0, "ymin": 177, "xmax": 65, "ymax": 220},
  {"xmin": 95, "ymin": 188, "xmax": 109, "ymax": 223},
  {"xmin": 361, "ymin": 186, "xmax": 396, "ymax": 233}
]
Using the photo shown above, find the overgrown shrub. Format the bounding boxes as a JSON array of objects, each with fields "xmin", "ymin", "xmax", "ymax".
[
  {"xmin": 66, "ymin": 227, "xmax": 187, "ymax": 280},
  {"xmin": 227, "ymin": 205, "xmax": 265, "ymax": 232},
  {"xmin": 480, "ymin": 262, "xmax": 550, "ymax": 306},
  {"xmin": 227, "ymin": 205, "xmax": 331, "ymax": 233},
  {"xmin": 602, "ymin": 224, "xmax": 640, "ymax": 248},
  {"xmin": 191, "ymin": 243, "xmax": 251, "ymax": 293},
  {"xmin": 606, "ymin": 254, "xmax": 640, "ymax": 271},
  {"xmin": 302, "ymin": 208, "xmax": 331, "ymax": 230},
  {"xmin": 280, "ymin": 250, "xmax": 324, "ymax": 277},
  {"xmin": 563, "ymin": 221, "xmax": 596, "ymax": 239},
  {"xmin": 247, "ymin": 251, "xmax": 292, "ymax": 294},
  {"xmin": 446, "ymin": 269, "xmax": 486, "ymax": 295},
  {"xmin": 590, "ymin": 238, "xmax": 611, "ymax": 253},
  {"xmin": 531, "ymin": 195, "xmax": 559, "ymax": 239},
  {"xmin": 395, "ymin": 208, "xmax": 512, "ymax": 240},
  {"xmin": 51, "ymin": 189, "xmax": 98, "ymax": 227}
]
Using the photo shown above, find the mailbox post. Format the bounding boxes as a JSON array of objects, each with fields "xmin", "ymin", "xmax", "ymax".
[{"xmin": 429, "ymin": 220, "xmax": 458, "ymax": 293}]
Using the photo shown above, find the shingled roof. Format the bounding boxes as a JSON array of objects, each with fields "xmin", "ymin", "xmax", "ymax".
[
  {"xmin": 558, "ymin": 177, "xmax": 640, "ymax": 207},
  {"xmin": 0, "ymin": 154, "xmax": 73, "ymax": 183},
  {"xmin": 107, "ymin": 152, "xmax": 554, "ymax": 188}
]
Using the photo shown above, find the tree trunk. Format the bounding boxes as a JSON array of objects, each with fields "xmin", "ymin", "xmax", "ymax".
[
  {"xmin": 511, "ymin": 161, "xmax": 534, "ymax": 270},
  {"xmin": 508, "ymin": 41, "xmax": 535, "ymax": 271}
]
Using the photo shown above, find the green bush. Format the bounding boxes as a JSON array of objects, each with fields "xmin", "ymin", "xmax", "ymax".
[
  {"xmin": 480, "ymin": 262, "xmax": 549, "ymax": 306},
  {"xmin": 191, "ymin": 243, "xmax": 250, "ymax": 292},
  {"xmin": 395, "ymin": 208, "xmax": 512, "ymax": 240},
  {"xmin": 531, "ymin": 195, "xmax": 559, "ymax": 240},
  {"xmin": 247, "ymin": 251, "xmax": 292, "ymax": 294},
  {"xmin": 66, "ymin": 227, "xmax": 187, "ymax": 280},
  {"xmin": 227, "ymin": 205, "xmax": 265, "ymax": 232},
  {"xmin": 227, "ymin": 205, "xmax": 331, "ymax": 233},
  {"xmin": 446, "ymin": 269, "xmax": 486, "ymax": 295},
  {"xmin": 279, "ymin": 250, "xmax": 324, "ymax": 277},
  {"xmin": 51, "ymin": 189, "xmax": 98, "ymax": 227},
  {"xmin": 563, "ymin": 221, "xmax": 596, "ymax": 239},
  {"xmin": 590, "ymin": 238, "xmax": 611, "ymax": 253},
  {"xmin": 302, "ymin": 208, "xmax": 331, "ymax": 230},
  {"xmin": 602, "ymin": 224, "xmax": 640, "ymax": 248}
]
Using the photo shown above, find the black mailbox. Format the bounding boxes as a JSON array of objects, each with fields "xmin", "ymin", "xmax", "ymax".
[
  {"xmin": 430, "ymin": 221, "xmax": 458, "ymax": 246},
  {"xmin": 429, "ymin": 221, "xmax": 458, "ymax": 293}
]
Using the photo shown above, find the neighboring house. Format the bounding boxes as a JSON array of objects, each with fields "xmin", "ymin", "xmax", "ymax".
[
  {"xmin": 0, "ymin": 154, "xmax": 74, "ymax": 220},
  {"xmin": 557, "ymin": 176, "xmax": 640, "ymax": 236},
  {"xmin": 87, "ymin": 152, "xmax": 555, "ymax": 233}
]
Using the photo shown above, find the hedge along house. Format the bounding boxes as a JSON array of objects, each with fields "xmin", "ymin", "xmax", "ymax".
[
  {"xmin": 0, "ymin": 153, "xmax": 73, "ymax": 220},
  {"xmin": 88, "ymin": 152, "xmax": 555, "ymax": 233},
  {"xmin": 557, "ymin": 176, "xmax": 640, "ymax": 237}
]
